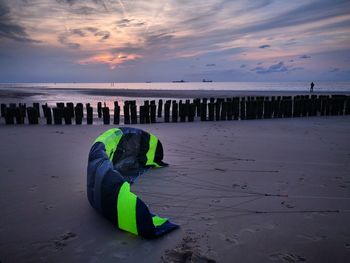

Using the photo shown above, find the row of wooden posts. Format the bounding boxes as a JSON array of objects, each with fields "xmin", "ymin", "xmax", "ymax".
[{"xmin": 1, "ymin": 94, "xmax": 350, "ymax": 125}]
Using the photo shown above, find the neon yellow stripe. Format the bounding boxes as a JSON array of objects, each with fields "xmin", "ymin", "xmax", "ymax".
[
  {"xmin": 117, "ymin": 182, "xmax": 138, "ymax": 235},
  {"xmin": 146, "ymin": 134, "xmax": 160, "ymax": 167},
  {"xmin": 94, "ymin": 128, "xmax": 123, "ymax": 160},
  {"xmin": 152, "ymin": 215, "xmax": 168, "ymax": 227}
]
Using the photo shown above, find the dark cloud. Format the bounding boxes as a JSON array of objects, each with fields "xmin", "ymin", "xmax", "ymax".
[
  {"xmin": 58, "ymin": 27, "xmax": 111, "ymax": 47},
  {"xmin": 56, "ymin": 0, "xmax": 77, "ymax": 5},
  {"xmin": 56, "ymin": 0, "xmax": 108, "ymax": 15},
  {"xmin": 57, "ymin": 34, "xmax": 80, "ymax": 49},
  {"xmin": 240, "ymin": 64, "xmax": 246, "ymax": 68},
  {"xmin": 85, "ymin": 27, "xmax": 98, "ymax": 33},
  {"xmin": 206, "ymin": 63, "xmax": 216, "ymax": 67},
  {"xmin": 200, "ymin": 0, "xmax": 350, "ymax": 49},
  {"xmin": 94, "ymin": 30, "xmax": 110, "ymax": 40},
  {"xmin": 0, "ymin": 0, "xmax": 37, "ymax": 42},
  {"xmin": 300, "ymin": 54, "xmax": 311, "ymax": 59},
  {"xmin": 259, "ymin": 44, "xmax": 270, "ymax": 49},
  {"xmin": 251, "ymin": 61, "xmax": 288, "ymax": 74},
  {"xmin": 56, "ymin": 0, "xmax": 107, "ymax": 8},
  {"xmin": 71, "ymin": 28, "xmax": 86, "ymax": 37},
  {"xmin": 146, "ymin": 32, "xmax": 174, "ymax": 45},
  {"xmin": 116, "ymin": 18, "xmax": 145, "ymax": 28},
  {"xmin": 242, "ymin": 0, "xmax": 350, "ymax": 34},
  {"xmin": 109, "ymin": 45, "xmax": 145, "ymax": 55}
]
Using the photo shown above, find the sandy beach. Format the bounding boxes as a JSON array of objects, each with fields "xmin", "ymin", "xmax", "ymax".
[{"xmin": 1, "ymin": 116, "xmax": 350, "ymax": 262}]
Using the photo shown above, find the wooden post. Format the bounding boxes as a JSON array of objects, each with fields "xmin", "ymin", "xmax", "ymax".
[
  {"xmin": 139, "ymin": 105, "xmax": 145, "ymax": 124},
  {"xmin": 15, "ymin": 107, "xmax": 24, "ymax": 124},
  {"xmin": 27, "ymin": 107, "xmax": 39, "ymax": 124},
  {"xmin": 64, "ymin": 107, "xmax": 72, "ymax": 125},
  {"xmin": 144, "ymin": 101, "xmax": 150, "ymax": 124},
  {"xmin": 4, "ymin": 107, "xmax": 15, "ymax": 125},
  {"xmin": 97, "ymin": 102, "xmax": 102, "ymax": 118},
  {"xmin": 208, "ymin": 102, "xmax": 214, "ymax": 121},
  {"xmin": 226, "ymin": 98, "xmax": 233, "ymax": 120},
  {"xmin": 157, "ymin": 99, "xmax": 163, "ymax": 118},
  {"xmin": 220, "ymin": 101, "xmax": 227, "ymax": 120},
  {"xmin": 130, "ymin": 103, "xmax": 137, "ymax": 124},
  {"xmin": 124, "ymin": 101, "xmax": 130, "ymax": 125},
  {"xmin": 194, "ymin": 98, "xmax": 201, "ymax": 117},
  {"xmin": 102, "ymin": 107, "xmax": 110, "ymax": 125},
  {"xmin": 19, "ymin": 103, "xmax": 27, "ymax": 118},
  {"xmin": 233, "ymin": 98, "xmax": 239, "ymax": 120},
  {"xmin": 75, "ymin": 104, "xmax": 83, "ymax": 125},
  {"xmin": 46, "ymin": 107, "xmax": 52, "ymax": 125},
  {"xmin": 164, "ymin": 102, "xmax": 170, "ymax": 123},
  {"xmin": 240, "ymin": 97, "xmax": 246, "ymax": 120},
  {"xmin": 33, "ymin": 103, "xmax": 40, "ymax": 117},
  {"xmin": 215, "ymin": 99, "xmax": 221, "ymax": 121},
  {"xmin": 53, "ymin": 108, "xmax": 63, "ymax": 125},
  {"xmin": 200, "ymin": 102, "xmax": 207, "ymax": 121},
  {"xmin": 188, "ymin": 103, "xmax": 195, "ymax": 122},
  {"xmin": 179, "ymin": 102, "xmax": 186, "ymax": 122},
  {"xmin": 42, "ymin": 104, "xmax": 48, "ymax": 118},
  {"xmin": 263, "ymin": 98, "xmax": 270, "ymax": 119},
  {"xmin": 246, "ymin": 98, "xmax": 252, "ymax": 120},
  {"xmin": 66, "ymin": 102, "xmax": 74, "ymax": 118},
  {"xmin": 172, "ymin": 101, "xmax": 178, "ymax": 122},
  {"xmin": 150, "ymin": 104, "xmax": 156, "ymax": 123},
  {"xmin": 1, "ymin": 103, "xmax": 6, "ymax": 117},
  {"xmin": 87, "ymin": 105, "xmax": 93, "ymax": 124}
]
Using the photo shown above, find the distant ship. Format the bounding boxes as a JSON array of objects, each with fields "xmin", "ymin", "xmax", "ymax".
[
  {"xmin": 172, "ymin": 80, "xmax": 187, "ymax": 83},
  {"xmin": 202, "ymin": 79, "xmax": 213, "ymax": 82}
]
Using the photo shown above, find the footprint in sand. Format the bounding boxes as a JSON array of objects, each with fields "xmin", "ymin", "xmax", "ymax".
[
  {"xmin": 33, "ymin": 231, "xmax": 78, "ymax": 252},
  {"xmin": 281, "ymin": 201, "xmax": 295, "ymax": 209},
  {"xmin": 29, "ymin": 185, "xmax": 38, "ymax": 192},
  {"xmin": 296, "ymin": 234, "xmax": 326, "ymax": 242},
  {"xmin": 45, "ymin": 204, "xmax": 54, "ymax": 210},
  {"xmin": 53, "ymin": 231, "xmax": 77, "ymax": 250},
  {"xmin": 219, "ymin": 233, "xmax": 239, "ymax": 246},
  {"xmin": 269, "ymin": 252, "xmax": 306, "ymax": 262},
  {"xmin": 161, "ymin": 232, "xmax": 216, "ymax": 263}
]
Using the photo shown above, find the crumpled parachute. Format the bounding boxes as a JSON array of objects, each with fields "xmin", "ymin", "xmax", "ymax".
[{"xmin": 87, "ymin": 127, "xmax": 178, "ymax": 238}]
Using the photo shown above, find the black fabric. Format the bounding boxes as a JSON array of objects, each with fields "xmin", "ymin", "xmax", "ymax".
[
  {"xmin": 87, "ymin": 142, "xmax": 108, "ymax": 208},
  {"xmin": 136, "ymin": 198, "xmax": 155, "ymax": 238},
  {"xmin": 154, "ymin": 140, "xmax": 168, "ymax": 166},
  {"xmin": 112, "ymin": 133, "xmax": 141, "ymax": 171},
  {"xmin": 112, "ymin": 129, "xmax": 150, "ymax": 172},
  {"xmin": 100, "ymin": 169, "xmax": 122, "ymax": 226}
]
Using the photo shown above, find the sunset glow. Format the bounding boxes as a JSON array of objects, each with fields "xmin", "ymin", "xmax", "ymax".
[{"xmin": 0, "ymin": 0, "xmax": 349, "ymax": 82}]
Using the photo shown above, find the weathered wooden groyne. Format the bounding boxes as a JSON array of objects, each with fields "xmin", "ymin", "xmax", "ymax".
[{"xmin": 1, "ymin": 95, "xmax": 349, "ymax": 125}]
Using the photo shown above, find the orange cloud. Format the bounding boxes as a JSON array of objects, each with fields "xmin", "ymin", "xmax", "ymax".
[{"xmin": 78, "ymin": 53, "xmax": 142, "ymax": 69}]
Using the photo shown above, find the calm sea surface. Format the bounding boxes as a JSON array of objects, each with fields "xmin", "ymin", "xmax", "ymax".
[{"xmin": 2, "ymin": 81, "xmax": 350, "ymax": 92}]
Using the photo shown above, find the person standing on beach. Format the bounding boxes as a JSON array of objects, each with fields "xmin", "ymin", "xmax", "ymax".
[{"xmin": 310, "ymin": 82, "xmax": 314, "ymax": 93}]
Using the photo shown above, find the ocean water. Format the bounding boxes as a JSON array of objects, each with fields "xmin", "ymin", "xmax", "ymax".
[
  {"xmin": 2, "ymin": 81, "xmax": 350, "ymax": 92},
  {"xmin": 1, "ymin": 82, "xmax": 350, "ymax": 115}
]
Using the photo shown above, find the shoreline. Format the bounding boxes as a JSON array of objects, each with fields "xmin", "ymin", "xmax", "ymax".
[{"xmin": 1, "ymin": 87, "xmax": 350, "ymax": 100}]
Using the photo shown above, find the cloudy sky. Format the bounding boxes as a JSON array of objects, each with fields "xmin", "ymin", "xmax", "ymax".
[{"xmin": 0, "ymin": 0, "xmax": 349, "ymax": 82}]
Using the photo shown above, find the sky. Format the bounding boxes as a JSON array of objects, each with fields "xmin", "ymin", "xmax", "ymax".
[{"xmin": 0, "ymin": 0, "xmax": 349, "ymax": 83}]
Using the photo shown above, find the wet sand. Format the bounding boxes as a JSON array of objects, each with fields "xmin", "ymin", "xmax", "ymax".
[{"xmin": 0, "ymin": 117, "xmax": 350, "ymax": 262}]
